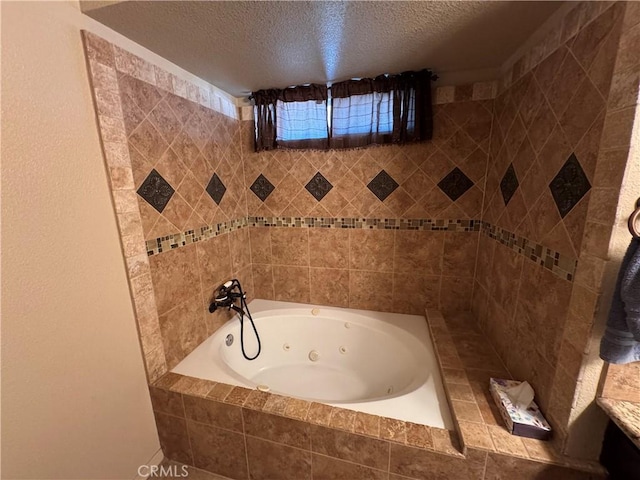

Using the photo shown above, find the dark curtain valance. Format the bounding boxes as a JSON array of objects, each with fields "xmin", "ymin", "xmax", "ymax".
[
  {"xmin": 330, "ymin": 75, "xmax": 393, "ymax": 97},
  {"xmin": 278, "ymin": 84, "xmax": 328, "ymax": 102},
  {"xmin": 252, "ymin": 84, "xmax": 328, "ymax": 103},
  {"xmin": 252, "ymin": 70, "xmax": 435, "ymax": 152}
]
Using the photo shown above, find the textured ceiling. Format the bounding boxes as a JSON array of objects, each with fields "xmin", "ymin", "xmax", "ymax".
[{"xmin": 82, "ymin": 1, "xmax": 564, "ymax": 98}]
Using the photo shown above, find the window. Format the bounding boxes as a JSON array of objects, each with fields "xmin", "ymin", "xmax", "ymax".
[
  {"xmin": 331, "ymin": 91, "xmax": 394, "ymax": 136},
  {"xmin": 252, "ymin": 69, "xmax": 435, "ymax": 152},
  {"xmin": 276, "ymin": 99, "xmax": 328, "ymax": 142},
  {"xmin": 253, "ymin": 84, "xmax": 328, "ymax": 150},
  {"xmin": 329, "ymin": 76, "xmax": 396, "ymax": 149}
]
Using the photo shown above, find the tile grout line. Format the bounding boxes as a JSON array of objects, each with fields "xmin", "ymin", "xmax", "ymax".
[
  {"xmin": 179, "ymin": 393, "xmax": 197, "ymax": 467},
  {"xmin": 239, "ymin": 409, "xmax": 251, "ymax": 478},
  {"xmin": 268, "ymin": 226, "xmax": 275, "ymax": 301},
  {"xmin": 470, "ymin": 94, "xmax": 497, "ymax": 311},
  {"xmin": 306, "ymin": 227, "xmax": 311, "ymax": 303},
  {"xmin": 387, "ymin": 438, "xmax": 392, "ymax": 476},
  {"xmin": 347, "ymin": 229, "xmax": 352, "ymax": 308},
  {"xmin": 391, "ymin": 229, "xmax": 397, "ymax": 312}
]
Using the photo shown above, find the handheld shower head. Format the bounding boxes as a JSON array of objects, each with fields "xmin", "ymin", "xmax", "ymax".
[
  {"xmin": 213, "ymin": 280, "xmax": 234, "ymax": 300},
  {"xmin": 209, "ymin": 280, "xmax": 242, "ymax": 313}
]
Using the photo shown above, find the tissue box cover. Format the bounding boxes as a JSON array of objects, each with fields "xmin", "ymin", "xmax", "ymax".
[{"xmin": 489, "ymin": 378, "xmax": 552, "ymax": 440}]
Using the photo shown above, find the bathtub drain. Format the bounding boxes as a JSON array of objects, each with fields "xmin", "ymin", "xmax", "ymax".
[{"xmin": 308, "ymin": 350, "xmax": 320, "ymax": 362}]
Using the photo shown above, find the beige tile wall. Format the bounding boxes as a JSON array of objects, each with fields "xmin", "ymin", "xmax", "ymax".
[
  {"xmin": 249, "ymin": 226, "xmax": 479, "ymax": 315},
  {"xmin": 242, "ymin": 100, "xmax": 492, "ymax": 220},
  {"xmin": 83, "ymin": 31, "xmax": 252, "ymax": 380},
  {"xmin": 242, "ymin": 97, "xmax": 493, "ymax": 315},
  {"xmin": 118, "ymin": 74, "xmax": 247, "ymax": 238},
  {"xmin": 473, "ymin": 1, "xmax": 639, "ymax": 458},
  {"xmin": 116, "ymin": 66, "xmax": 252, "ymax": 371},
  {"xmin": 147, "ymin": 229, "xmax": 253, "ymax": 370}
]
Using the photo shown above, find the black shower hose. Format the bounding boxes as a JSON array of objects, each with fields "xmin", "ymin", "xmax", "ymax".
[{"xmin": 236, "ymin": 282, "xmax": 262, "ymax": 361}]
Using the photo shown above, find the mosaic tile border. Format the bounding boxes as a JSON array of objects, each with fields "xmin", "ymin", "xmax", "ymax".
[
  {"xmin": 247, "ymin": 216, "xmax": 480, "ymax": 231},
  {"xmin": 144, "ymin": 216, "xmax": 577, "ymax": 281},
  {"xmin": 145, "ymin": 216, "xmax": 481, "ymax": 255},
  {"xmin": 146, "ymin": 217, "xmax": 248, "ymax": 255},
  {"xmin": 481, "ymin": 222, "xmax": 577, "ymax": 282}
]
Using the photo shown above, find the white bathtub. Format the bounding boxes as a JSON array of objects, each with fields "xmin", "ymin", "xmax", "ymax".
[{"xmin": 172, "ymin": 299, "xmax": 453, "ymax": 429}]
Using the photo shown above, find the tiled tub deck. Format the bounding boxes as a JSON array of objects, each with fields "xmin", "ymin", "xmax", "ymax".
[{"xmin": 150, "ymin": 308, "xmax": 606, "ymax": 480}]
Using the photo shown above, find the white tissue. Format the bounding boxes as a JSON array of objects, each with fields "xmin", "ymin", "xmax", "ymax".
[{"xmin": 504, "ymin": 381, "xmax": 535, "ymax": 409}]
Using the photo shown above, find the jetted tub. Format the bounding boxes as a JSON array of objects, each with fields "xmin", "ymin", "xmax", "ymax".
[{"xmin": 172, "ymin": 299, "xmax": 453, "ymax": 429}]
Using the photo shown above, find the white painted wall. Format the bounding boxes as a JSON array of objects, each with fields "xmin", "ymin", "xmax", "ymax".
[{"xmin": 1, "ymin": 1, "xmax": 162, "ymax": 478}]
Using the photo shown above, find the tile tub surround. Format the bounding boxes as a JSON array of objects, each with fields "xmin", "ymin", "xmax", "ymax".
[
  {"xmin": 245, "ymin": 216, "xmax": 584, "ymax": 314},
  {"xmin": 85, "ymin": 28, "xmax": 498, "ymax": 384},
  {"xmin": 472, "ymin": 1, "xmax": 639, "ymax": 457},
  {"xmin": 148, "ymin": 311, "xmax": 606, "ymax": 480},
  {"xmin": 142, "ymin": 213, "xmax": 581, "ymax": 322},
  {"xmin": 83, "ymin": 30, "xmax": 250, "ymax": 383},
  {"xmin": 425, "ymin": 309, "xmax": 604, "ymax": 477},
  {"xmin": 150, "ymin": 371, "xmax": 463, "ymax": 480}
]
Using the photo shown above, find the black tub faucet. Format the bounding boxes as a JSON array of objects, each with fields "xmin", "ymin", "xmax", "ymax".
[
  {"xmin": 209, "ymin": 279, "xmax": 245, "ymax": 315},
  {"xmin": 207, "ymin": 279, "xmax": 262, "ymax": 360}
]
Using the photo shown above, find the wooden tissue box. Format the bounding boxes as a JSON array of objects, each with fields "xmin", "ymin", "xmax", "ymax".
[{"xmin": 489, "ymin": 378, "xmax": 552, "ymax": 440}]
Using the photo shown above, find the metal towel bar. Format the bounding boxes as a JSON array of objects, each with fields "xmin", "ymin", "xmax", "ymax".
[{"xmin": 629, "ymin": 198, "xmax": 640, "ymax": 239}]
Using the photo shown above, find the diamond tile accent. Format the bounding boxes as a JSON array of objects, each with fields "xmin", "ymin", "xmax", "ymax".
[
  {"xmin": 305, "ymin": 172, "xmax": 333, "ymax": 201},
  {"xmin": 206, "ymin": 173, "xmax": 226, "ymax": 205},
  {"xmin": 250, "ymin": 174, "xmax": 275, "ymax": 202},
  {"xmin": 437, "ymin": 167, "xmax": 474, "ymax": 201},
  {"xmin": 137, "ymin": 169, "xmax": 175, "ymax": 213},
  {"xmin": 367, "ymin": 170, "xmax": 399, "ymax": 201},
  {"xmin": 549, "ymin": 153, "xmax": 591, "ymax": 218},
  {"xmin": 500, "ymin": 164, "xmax": 519, "ymax": 206}
]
